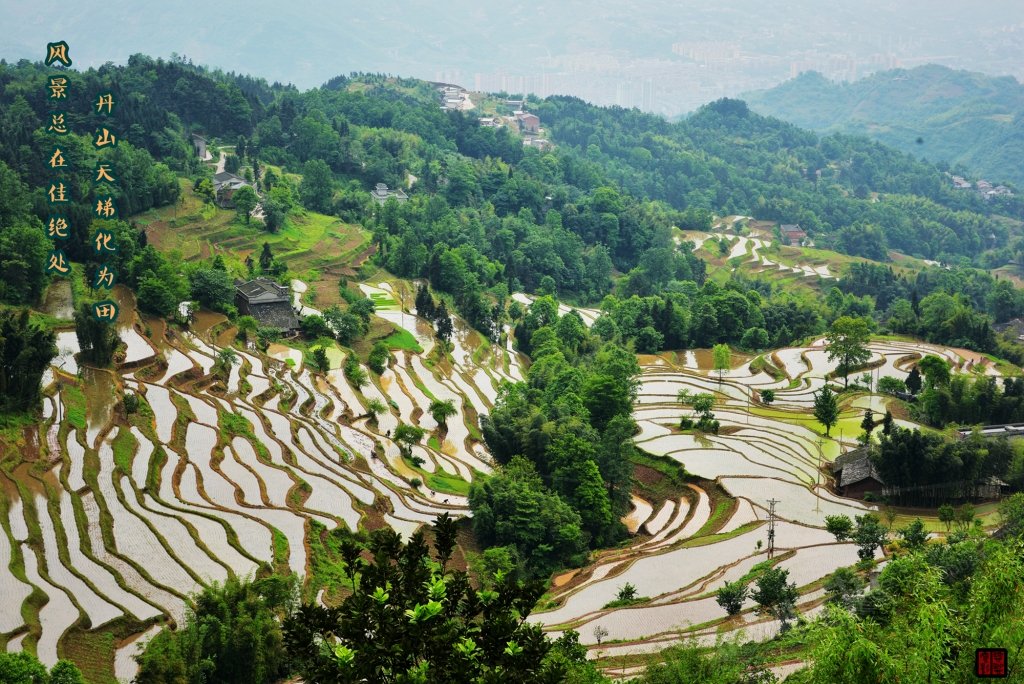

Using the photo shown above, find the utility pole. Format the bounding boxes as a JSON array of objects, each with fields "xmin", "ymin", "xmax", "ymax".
[
  {"xmin": 767, "ymin": 498, "xmax": 780, "ymax": 559},
  {"xmin": 816, "ymin": 438, "xmax": 823, "ymax": 514}
]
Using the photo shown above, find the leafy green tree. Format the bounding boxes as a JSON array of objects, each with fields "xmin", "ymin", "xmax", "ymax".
[
  {"xmin": 712, "ymin": 343, "xmax": 730, "ymax": 384},
  {"xmin": 190, "ymin": 267, "xmax": 235, "ymax": 312},
  {"xmin": 823, "ymin": 567, "xmax": 865, "ymax": 609},
  {"xmin": 311, "ymin": 347, "xmax": 330, "ymax": 372},
  {"xmin": 598, "ymin": 414, "xmax": 638, "ymax": 516},
  {"xmin": 637, "ymin": 636, "xmax": 772, "ymax": 684},
  {"xmin": 740, "ymin": 327, "xmax": 770, "ymax": 350},
  {"xmin": 561, "ymin": 458, "xmax": 614, "ymax": 543},
  {"xmin": 751, "ymin": 566, "xmax": 799, "ymax": 627},
  {"xmin": 0, "ymin": 309, "xmax": 55, "ymax": 412},
  {"xmin": 300, "ymin": 314, "xmax": 332, "ymax": 340},
  {"xmin": 937, "ymin": 503, "xmax": 956, "ymax": 533},
  {"xmin": 581, "ymin": 372, "xmax": 633, "ymax": 432},
  {"xmin": 853, "ymin": 513, "xmax": 888, "ymax": 561},
  {"xmin": 429, "ymin": 399, "xmax": 457, "ymax": 429},
  {"xmin": 299, "ymin": 159, "xmax": 335, "ymax": 213},
  {"xmin": 73, "ymin": 303, "xmax": 117, "ymax": 368},
  {"xmin": 760, "ymin": 389, "xmax": 775, "ymax": 405},
  {"xmin": 195, "ymin": 178, "xmax": 215, "ymax": 204},
  {"xmin": 825, "ymin": 514, "xmax": 854, "ymax": 542},
  {"xmin": 136, "ymin": 575, "xmax": 293, "ymax": 684},
  {"xmin": 954, "ymin": 503, "xmax": 976, "ymax": 532},
  {"xmin": 996, "ymin": 492, "xmax": 1024, "ymax": 538},
  {"xmin": 0, "ymin": 223, "xmax": 52, "ymax": 305},
  {"xmin": 716, "ymin": 580, "xmax": 748, "ymax": 616},
  {"xmin": 905, "ymin": 366, "xmax": 922, "ymax": 395},
  {"xmin": 136, "ymin": 276, "xmax": 180, "ymax": 317},
  {"xmin": 877, "ymin": 376, "xmax": 906, "ymax": 395},
  {"xmin": 898, "ymin": 518, "xmax": 929, "ymax": 550},
  {"xmin": 825, "ymin": 316, "xmax": 872, "ymax": 388},
  {"xmin": 214, "ymin": 347, "xmax": 237, "ymax": 378},
  {"xmin": 368, "ymin": 340, "xmax": 391, "ymax": 374},
  {"xmin": 0, "ymin": 651, "xmax": 49, "ymax": 682},
  {"xmin": 365, "ymin": 398, "xmax": 387, "ymax": 422},
  {"xmin": 284, "ymin": 514, "xmax": 574, "ymax": 683},
  {"xmin": 394, "ymin": 422, "xmax": 427, "ymax": 457},
  {"xmin": 232, "ymin": 185, "xmax": 258, "ymax": 224},
  {"xmin": 0, "ymin": 653, "xmax": 86, "ymax": 683},
  {"xmin": 324, "ymin": 306, "xmax": 364, "ymax": 345},
  {"xmin": 343, "ymin": 353, "xmax": 367, "ymax": 388},
  {"xmin": 435, "ymin": 300, "xmax": 454, "ymax": 343},
  {"xmin": 469, "ymin": 457, "xmax": 588, "ymax": 577},
  {"xmin": 813, "ymin": 385, "xmax": 839, "ymax": 436},
  {"xmin": 259, "ymin": 242, "xmax": 274, "ymax": 271},
  {"xmin": 859, "ymin": 409, "xmax": 875, "ymax": 445},
  {"xmin": 918, "ymin": 355, "xmax": 951, "ymax": 388}
]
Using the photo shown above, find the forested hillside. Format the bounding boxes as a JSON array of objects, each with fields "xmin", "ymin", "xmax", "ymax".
[
  {"xmin": 5, "ymin": 54, "xmax": 1024, "ymax": 367},
  {"xmin": 3, "ymin": 54, "xmax": 1024, "ymax": 682},
  {"xmin": 744, "ymin": 65, "xmax": 1024, "ymax": 186}
]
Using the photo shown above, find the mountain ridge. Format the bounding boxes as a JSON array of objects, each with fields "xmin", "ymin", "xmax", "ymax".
[{"xmin": 743, "ymin": 64, "xmax": 1024, "ymax": 186}]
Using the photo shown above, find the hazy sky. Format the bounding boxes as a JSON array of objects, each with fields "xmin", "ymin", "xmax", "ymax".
[{"xmin": 4, "ymin": 1, "xmax": 1023, "ymax": 113}]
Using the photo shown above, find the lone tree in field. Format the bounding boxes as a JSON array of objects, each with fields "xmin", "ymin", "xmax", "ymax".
[
  {"xmin": 716, "ymin": 580, "xmax": 748, "ymax": 616},
  {"xmin": 394, "ymin": 422, "xmax": 426, "ymax": 458},
  {"xmin": 825, "ymin": 316, "xmax": 872, "ymax": 388},
  {"xmin": 853, "ymin": 513, "xmax": 888, "ymax": 561},
  {"xmin": 752, "ymin": 567, "xmax": 799, "ymax": 628},
  {"xmin": 712, "ymin": 343, "xmax": 730, "ymax": 385},
  {"xmin": 813, "ymin": 385, "xmax": 840, "ymax": 437},
  {"xmin": 825, "ymin": 514, "xmax": 854, "ymax": 542},
  {"xmin": 859, "ymin": 409, "xmax": 876, "ymax": 445},
  {"xmin": 429, "ymin": 399, "xmax": 457, "ymax": 430},
  {"xmin": 938, "ymin": 503, "xmax": 956, "ymax": 533},
  {"xmin": 823, "ymin": 567, "xmax": 865, "ymax": 609}
]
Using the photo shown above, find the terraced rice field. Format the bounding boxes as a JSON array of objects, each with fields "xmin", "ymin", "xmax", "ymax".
[
  {"xmin": 10, "ymin": 274, "xmax": 1003, "ymax": 677},
  {"xmin": 528, "ymin": 337, "xmax": 993, "ymax": 660},
  {"xmin": 9, "ymin": 287, "xmax": 513, "ymax": 676}
]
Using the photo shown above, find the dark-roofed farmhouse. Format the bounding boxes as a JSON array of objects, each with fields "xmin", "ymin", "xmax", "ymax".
[
  {"xmin": 235, "ymin": 278, "xmax": 299, "ymax": 333},
  {"xmin": 831, "ymin": 447, "xmax": 885, "ymax": 499}
]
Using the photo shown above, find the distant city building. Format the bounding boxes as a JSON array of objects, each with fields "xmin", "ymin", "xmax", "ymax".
[
  {"xmin": 478, "ymin": 117, "xmax": 500, "ymax": 127},
  {"xmin": 370, "ymin": 182, "xmax": 409, "ymax": 205},
  {"xmin": 234, "ymin": 278, "xmax": 299, "ymax": 332}
]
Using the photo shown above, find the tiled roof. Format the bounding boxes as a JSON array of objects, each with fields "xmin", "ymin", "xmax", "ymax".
[
  {"xmin": 249, "ymin": 302, "xmax": 298, "ymax": 331},
  {"xmin": 236, "ymin": 278, "xmax": 289, "ymax": 303},
  {"xmin": 838, "ymin": 452, "xmax": 885, "ymax": 487}
]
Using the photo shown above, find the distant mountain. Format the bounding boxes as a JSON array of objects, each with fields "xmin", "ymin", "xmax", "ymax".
[{"xmin": 744, "ymin": 65, "xmax": 1024, "ymax": 186}]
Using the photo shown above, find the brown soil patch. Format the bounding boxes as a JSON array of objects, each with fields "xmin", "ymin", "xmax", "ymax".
[
  {"xmin": 553, "ymin": 569, "xmax": 579, "ymax": 587},
  {"xmin": 633, "ymin": 464, "xmax": 663, "ymax": 487}
]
